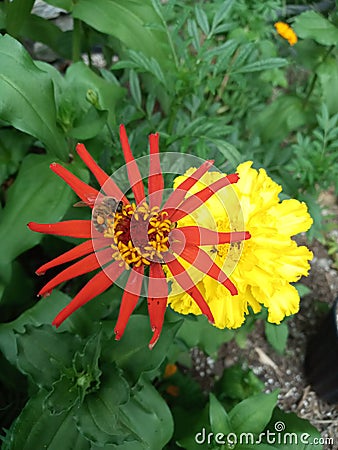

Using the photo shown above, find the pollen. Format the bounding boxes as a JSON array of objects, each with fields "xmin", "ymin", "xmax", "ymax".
[{"xmin": 102, "ymin": 202, "xmax": 173, "ymax": 268}]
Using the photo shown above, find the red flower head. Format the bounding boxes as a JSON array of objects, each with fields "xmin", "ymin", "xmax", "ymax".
[{"xmin": 28, "ymin": 125, "xmax": 250, "ymax": 348}]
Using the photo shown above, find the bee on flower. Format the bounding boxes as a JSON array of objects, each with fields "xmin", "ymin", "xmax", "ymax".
[{"xmin": 28, "ymin": 125, "xmax": 250, "ymax": 348}]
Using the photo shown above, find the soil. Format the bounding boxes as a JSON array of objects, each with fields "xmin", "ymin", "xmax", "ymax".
[{"xmin": 190, "ymin": 195, "xmax": 338, "ymax": 450}]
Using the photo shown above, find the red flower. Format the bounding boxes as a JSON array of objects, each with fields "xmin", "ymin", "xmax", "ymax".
[{"xmin": 28, "ymin": 125, "xmax": 250, "ymax": 348}]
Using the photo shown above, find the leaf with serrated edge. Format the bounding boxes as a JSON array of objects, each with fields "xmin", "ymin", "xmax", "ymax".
[
  {"xmin": 15, "ymin": 324, "xmax": 82, "ymax": 388},
  {"xmin": 74, "ymin": 367, "xmax": 130, "ymax": 446},
  {"xmin": 45, "ymin": 374, "xmax": 79, "ymax": 415}
]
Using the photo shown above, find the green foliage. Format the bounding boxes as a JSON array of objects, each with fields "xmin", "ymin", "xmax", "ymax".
[
  {"xmin": 265, "ymin": 321, "xmax": 288, "ymax": 354},
  {"xmin": 0, "ymin": 35, "xmax": 68, "ymax": 159},
  {"xmin": 293, "ymin": 11, "xmax": 338, "ymax": 46},
  {"xmin": 175, "ymin": 315, "xmax": 234, "ymax": 357},
  {"xmin": 0, "ymin": 0, "xmax": 334, "ymax": 447}
]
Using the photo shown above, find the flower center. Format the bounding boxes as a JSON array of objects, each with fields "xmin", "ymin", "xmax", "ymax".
[{"xmin": 104, "ymin": 202, "xmax": 173, "ymax": 268}]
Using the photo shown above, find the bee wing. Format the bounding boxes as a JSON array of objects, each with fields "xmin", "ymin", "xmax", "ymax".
[
  {"xmin": 73, "ymin": 201, "xmax": 88, "ymax": 208},
  {"xmin": 73, "ymin": 195, "xmax": 97, "ymax": 207}
]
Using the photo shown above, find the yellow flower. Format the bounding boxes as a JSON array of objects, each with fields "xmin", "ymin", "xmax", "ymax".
[
  {"xmin": 168, "ymin": 161, "xmax": 313, "ymax": 329},
  {"xmin": 274, "ymin": 22, "xmax": 298, "ymax": 46}
]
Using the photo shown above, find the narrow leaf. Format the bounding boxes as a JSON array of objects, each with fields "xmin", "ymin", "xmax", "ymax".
[
  {"xmin": 234, "ymin": 58, "xmax": 288, "ymax": 74},
  {"xmin": 209, "ymin": 393, "xmax": 233, "ymax": 435}
]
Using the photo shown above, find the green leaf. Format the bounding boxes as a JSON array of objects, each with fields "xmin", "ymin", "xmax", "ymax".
[
  {"xmin": 0, "ymin": 128, "xmax": 33, "ymax": 185},
  {"xmin": 119, "ymin": 378, "xmax": 173, "ymax": 449},
  {"xmin": 229, "ymin": 391, "xmax": 279, "ymax": 434},
  {"xmin": 21, "ymin": 13, "xmax": 72, "ymax": 59},
  {"xmin": 6, "ymin": 390, "xmax": 90, "ymax": 450},
  {"xmin": 177, "ymin": 315, "xmax": 234, "ymax": 357},
  {"xmin": 15, "ymin": 324, "xmax": 82, "ymax": 387},
  {"xmin": 45, "ymin": 333, "xmax": 104, "ymax": 415},
  {"xmin": 4, "ymin": 0, "xmax": 35, "ymax": 37},
  {"xmin": 316, "ymin": 57, "xmax": 338, "ymax": 115},
  {"xmin": 72, "ymin": 0, "xmax": 174, "ymax": 69},
  {"xmin": 265, "ymin": 321, "xmax": 288, "ymax": 354},
  {"xmin": 211, "ymin": 138, "xmax": 242, "ymax": 168},
  {"xmin": 59, "ymin": 62, "xmax": 124, "ymax": 131},
  {"xmin": 293, "ymin": 11, "xmax": 338, "ymax": 46},
  {"xmin": 214, "ymin": 364, "xmax": 264, "ymax": 403},
  {"xmin": 0, "ymin": 34, "xmax": 68, "ymax": 159},
  {"xmin": 106, "ymin": 315, "xmax": 182, "ymax": 383},
  {"xmin": 251, "ymin": 95, "xmax": 311, "ymax": 142},
  {"xmin": 265, "ymin": 407, "xmax": 323, "ymax": 449},
  {"xmin": 211, "ymin": 0, "xmax": 235, "ymax": 33},
  {"xmin": 44, "ymin": 374, "xmax": 80, "ymax": 415},
  {"xmin": 0, "ymin": 290, "xmax": 74, "ymax": 365},
  {"xmin": 294, "ymin": 282, "xmax": 311, "ymax": 298},
  {"xmin": 129, "ymin": 69, "xmax": 142, "ymax": 109},
  {"xmin": 0, "ymin": 260, "xmax": 33, "ymax": 311},
  {"xmin": 43, "ymin": 0, "xmax": 73, "ymax": 10},
  {"xmin": 209, "ymin": 393, "xmax": 233, "ymax": 435},
  {"xmin": 0, "ymin": 154, "xmax": 75, "ymax": 265},
  {"xmin": 74, "ymin": 368, "xmax": 130, "ymax": 446},
  {"xmin": 195, "ymin": 5, "xmax": 209, "ymax": 36},
  {"xmin": 234, "ymin": 58, "xmax": 288, "ymax": 74}
]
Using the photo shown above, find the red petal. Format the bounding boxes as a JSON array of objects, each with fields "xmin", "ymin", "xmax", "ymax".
[
  {"xmin": 148, "ymin": 133, "xmax": 164, "ymax": 208},
  {"xmin": 172, "ymin": 226, "xmax": 251, "ymax": 246},
  {"xmin": 36, "ymin": 240, "xmax": 94, "ymax": 275},
  {"xmin": 36, "ymin": 238, "xmax": 110, "ymax": 275},
  {"xmin": 28, "ymin": 220, "xmax": 92, "ymax": 238},
  {"xmin": 76, "ymin": 143, "xmax": 128, "ymax": 203},
  {"xmin": 52, "ymin": 277, "xmax": 112, "ymax": 326},
  {"xmin": 119, "ymin": 124, "xmax": 146, "ymax": 205},
  {"xmin": 171, "ymin": 242, "xmax": 237, "ymax": 295},
  {"xmin": 52, "ymin": 263, "xmax": 123, "ymax": 327},
  {"xmin": 50, "ymin": 162, "xmax": 99, "ymax": 207},
  {"xmin": 167, "ymin": 173, "xmax": 239, "ymax": 222},
  {"xmin": 38, "ymin": 247, "xmax": 113, "ymax": 297},
  {"xmin": 165, "ymin": 258, "xmax": 214, "ymax": 323},
  {"xmin": 114, "ymin": 266, "xmax": 144, "ymax": 340},
  {"xmin": 148, "ymin": 263, "xmax": 168, "ymax": 349},
  {"xmin": 163, "ymin": 160, "xmax": 214, "ymax": 211}
]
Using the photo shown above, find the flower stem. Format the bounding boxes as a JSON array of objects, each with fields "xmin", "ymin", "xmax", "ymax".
[
  {"xmin": 72, "ymin": 18, "xmax": 82, "ymax": 63},
  {"xmin": 304, "ymin": 45, "xmax": 334, "ymax": 106}
]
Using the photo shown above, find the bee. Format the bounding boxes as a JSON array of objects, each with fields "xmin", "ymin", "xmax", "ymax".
[
  {"xmin": 92, "ymin": 197, "xmax": 123, "ymax": 233},
  {"xmin": 74, "ymin": 196, "xmax": 123, "ymax": 233}
]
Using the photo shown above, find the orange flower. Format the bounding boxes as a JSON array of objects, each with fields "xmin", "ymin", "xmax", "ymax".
[
  {"xmin": 274, "ymin": 22, "xmax": 298, "ymax": 46},
  {"xmin": 164, "ymin": 363, "xmax": 178, "ymax": 378},
  {"xmin": 166, "ymin": 385, "xmax": 180, "ymax": 397}
]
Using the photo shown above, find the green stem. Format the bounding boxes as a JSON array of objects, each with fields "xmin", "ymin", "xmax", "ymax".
[
  {"xmin": 304, "ymin": 45, "xmax": 335, "ymax": 106},
  {"xmin": 72, "ymin": 18, "xmax": 82, "ymax": 63}
]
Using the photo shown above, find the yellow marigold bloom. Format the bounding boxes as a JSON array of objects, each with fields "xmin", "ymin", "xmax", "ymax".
[
  {"xmin": 168, "ymin": 161, "xmax": 313, "ymax": 329},
  {"xmin": 274, "ymin": 21, "xmax": 298, "ymax": 46}
]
